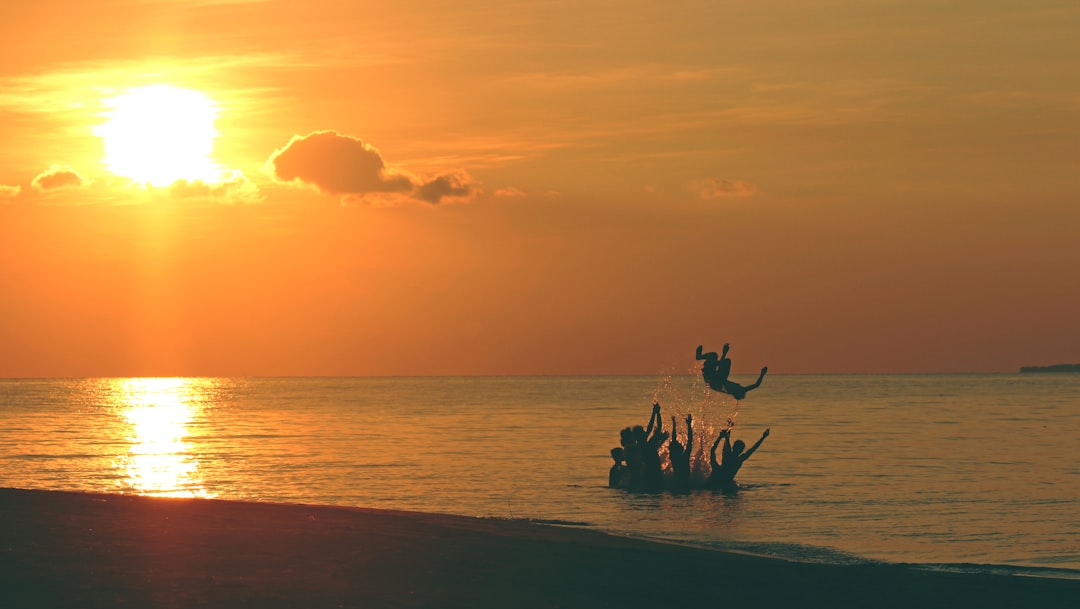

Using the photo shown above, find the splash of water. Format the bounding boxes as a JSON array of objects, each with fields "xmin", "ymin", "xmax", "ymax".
[{"xmin": 642, "ymin": 367, "xmax": 746, "ymax": 486}]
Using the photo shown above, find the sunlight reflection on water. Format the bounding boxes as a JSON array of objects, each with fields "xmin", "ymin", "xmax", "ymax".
[{"xmin": 106, "ymin": 378, "xmax": 216, "ymax": 498}]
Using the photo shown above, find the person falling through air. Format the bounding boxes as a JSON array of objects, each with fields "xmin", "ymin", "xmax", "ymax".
[{"xmin": 696, "ymin": 344, "xmax": 767, "ymax": 400}]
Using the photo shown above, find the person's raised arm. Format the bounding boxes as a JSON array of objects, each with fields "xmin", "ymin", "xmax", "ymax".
[
  {"xmin": 650, "ymin": 405, "xmax": 664, "ymax": 442},
  {"xmin": 710, "ymin": 429, "xmax": 727, "ymax": 470},
  {"xmin": 685, "ymin": 414, "xmax": 694, "ymax": 455},
  {"xmin": 645, "ymin": 402, "xmax": 660, "ymax": 436},
  {"xmin": 696, "ymin": 345, "xmax": 706, "ymax": 361},
  {"xmin": 742, "ymin": 428, "xmax": 770, "ymax": 462},
  {"xmin": 670, "ymin": 416, "xmax": 679, "ymax": 444}
]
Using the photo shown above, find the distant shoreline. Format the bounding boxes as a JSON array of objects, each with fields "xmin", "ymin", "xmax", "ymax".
[{"xmin": 1020, "ymin": 363, "xmax": 1080, "ymax": 373}]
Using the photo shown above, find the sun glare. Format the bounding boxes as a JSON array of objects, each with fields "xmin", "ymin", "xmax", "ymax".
[
  {"xmin": 96, "ymin": 84, "xmax": 223, "ymax": 187},
  {"xmin": 114, "ymin": 377, "xmax": 214, "ymax": 498}
]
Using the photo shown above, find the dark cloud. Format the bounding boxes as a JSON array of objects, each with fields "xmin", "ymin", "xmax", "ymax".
[
  {"xmin": 266, "ymin": 130, "xmax": 485, "ymax": 205},
  {"xmin": 266, "ymin": 131, "xmax": 413, "ymax": 196},
  {"xmin": 692, "ymin": 178, "xmax": 756, "ymax": 199},
  {"xmin": 31, "ymin": 165, "xmax": 90, "ymax": 191},
  {"xmin": 415, "ymin": 172, "xmax": 481, "ymax": 204},
  {"xmin": 0, "ymin": 184, "xmax": 20, "ymax": 199},
  {"xmin": 168, "ymin": 171, "xmax": 261, "ymax": 203}
]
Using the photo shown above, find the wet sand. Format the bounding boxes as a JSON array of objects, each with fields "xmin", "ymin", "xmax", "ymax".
[{"xmin": 1, "ymin": 488, "xmax": 1076, "ymax": 608}]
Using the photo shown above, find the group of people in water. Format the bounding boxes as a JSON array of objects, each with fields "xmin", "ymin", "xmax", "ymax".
[{"xmin": 607, "ymin": 344, "xmax": 771, "ymax": 493}]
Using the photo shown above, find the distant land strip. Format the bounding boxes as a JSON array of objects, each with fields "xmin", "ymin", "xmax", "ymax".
[{"xmin": 1019, "ymin": 363, "xmax": 1080, "ymax": 373}]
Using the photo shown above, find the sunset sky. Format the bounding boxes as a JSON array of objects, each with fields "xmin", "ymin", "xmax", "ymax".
[{"xmin": 1, "ymin": 0, "xmax": 1078, "ymax": 377}]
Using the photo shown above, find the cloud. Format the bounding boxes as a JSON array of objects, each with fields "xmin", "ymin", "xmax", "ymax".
[
  {"xmin": 0, "ymin": 184, "xmax": 20, "ymax": 199},
  {"xmin": 489, "ymin": 186, "xmax": 563, "ymax": 200},
  {"xmin": 691, "ymin": 178, "xmax": 756, "ymax": 199},
  {"xmin": 493, "ymin": 187, "xmax": 526, "ymax": 198},
  {"xmin": 266, "ymin": 130, "xmax": 413, "ymax": 195},
  {"xmin": 415, "ymin": 173, "xmax": 481, "ymax": 204},
  {"xmin": 167, "ymin": 170, "xmax": 262, "ymax": 203},
  {"xmin": 31, "ymin": 165, "xmax": 91, "ymax": 191},
  {"xmin": 266, "ymin": 130, "xmax": 484, "ymax": 205},
  {"xmin": 507, "ymin": 64, "xmax": 735, "ymax": 90}
]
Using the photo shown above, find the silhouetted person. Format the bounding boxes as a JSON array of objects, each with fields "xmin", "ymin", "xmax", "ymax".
[
  {"xmin": 708, "ymin": 427, "xmax": 770, "ymax": 491},
  {"xmin": 620, "ymin": 427, "xmax": 644, "ymax": 488},
  {"xmin": 697, "ymin": 343, "xmax": 732, "ymax": 388},
  {"xmin": 634, "ymin": 402, "xmax": 668, "ymax": 492},
  {"xmin": 618, "ymin": 404, "xmax": 668, "ymax": 491},
  {"xmin": 697, "ymin": 344, "xmax": 768, "ymax": 400},
  {"xmin": 609, "ymin": 447, "xmax": 629, "ymax": 488},
  {"xmin": 667, "ymin": 413, "xmax": 694, "ymax": 492}
]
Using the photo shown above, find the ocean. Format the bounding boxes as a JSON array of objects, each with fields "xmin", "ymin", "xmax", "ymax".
[{"xmin": 1, "ymin": 374, "xmax": 1077, "ymax": 578}]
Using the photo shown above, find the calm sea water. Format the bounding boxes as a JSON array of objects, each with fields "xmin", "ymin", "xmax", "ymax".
[{"xmin": 1, "ymin": 374, "xmax": 1078, "ymax": 578}]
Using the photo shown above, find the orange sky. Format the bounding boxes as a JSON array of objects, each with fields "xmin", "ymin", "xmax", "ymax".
[{"xmin": 1, "ymin": 1, "xmax": 1078, "ymax": 376}]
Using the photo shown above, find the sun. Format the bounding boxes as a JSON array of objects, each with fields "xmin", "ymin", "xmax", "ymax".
[{"xmin": 96, "ymin": 84, "xmax": 223, "ymax": 187}]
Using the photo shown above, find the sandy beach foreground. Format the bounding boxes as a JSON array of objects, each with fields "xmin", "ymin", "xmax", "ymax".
[{"xmin": 1, "ymin": 488, "xmax": 1076, "ymax": 609}]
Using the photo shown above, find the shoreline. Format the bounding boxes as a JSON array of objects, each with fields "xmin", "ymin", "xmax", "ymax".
[
  {"xmin": 3, "ymin": 488, "xmax": 1078, "ymax": 608},
  {"xmin": 616, "ymin": 532, "xmax": 1080, "ymax": 582}
]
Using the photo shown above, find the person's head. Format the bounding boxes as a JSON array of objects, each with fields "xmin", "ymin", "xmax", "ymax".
[
  {"xmin": 620, "ymin": 427, "xmax": 634, "ymax": 447},
  {"xmin": 732, "ymin": 439, "xmax": 746, "ymax": 454},
  {"xmin": 702, "ymin": 352, "xmax": 718, "ymax": 363},
  {"xmin": 611, "ymin": 447, "xmax": 625, "ymax": 464},
  {"xmin": 632, "ymin": 425, "xmax": 646, "ymax": 442},
  {"xmin": 669, "ymin": 439, "xmax": 684, "ymax": 457},
  {"xmin": 730, "ymin": 387, "xmax": 747, "ymax": 400}
]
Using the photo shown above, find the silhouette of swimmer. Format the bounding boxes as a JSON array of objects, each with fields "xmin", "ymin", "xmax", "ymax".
[
  {"xmin": 619, "ymin": 427, "xmax": 643, "ymax": 487},
  {"xmin": 609, "ymin": 447, "xmax": 628, "ymax": 488},
  {"xmin": 696, "ymin": 344, "xmax": 768, "ymax": 400},
  {"xmin": 617, "ymin": 403, "xmax": 668, "ymax": 491},
  {"xmin": 708, "ymin": 427, "xmax": 770, "ymax": 491},
  {"xmin": 635, "ymin": 402, "xmax": 669, "ymax": 491},
  {"xmin": 667, "ymin": 413, "xmax": 694, "ymax": 492}
]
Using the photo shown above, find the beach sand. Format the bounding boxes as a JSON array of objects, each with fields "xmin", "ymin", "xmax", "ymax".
[{"xmin": 1, "ymin": 488, "xmax": 1076, "ymax": 608}]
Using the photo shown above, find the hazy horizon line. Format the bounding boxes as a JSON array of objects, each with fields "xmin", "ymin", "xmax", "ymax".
[{"xmin": 0, "ymin": 370, "xmax": 1061, "ymax": 381}]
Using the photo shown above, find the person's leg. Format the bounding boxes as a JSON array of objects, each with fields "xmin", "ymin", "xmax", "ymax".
[{"xmin": 744, "ymin": 366, "xmax": 768, "ymax": 391}]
